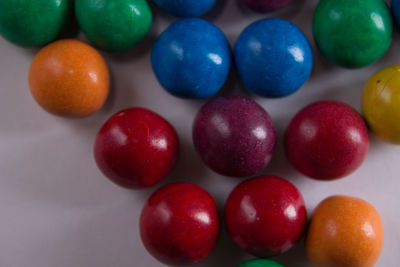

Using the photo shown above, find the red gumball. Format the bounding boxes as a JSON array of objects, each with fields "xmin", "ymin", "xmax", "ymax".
[
  {"xmin": 94, "ymin": 107, "xmax": 179, "ymax": 189},
  {"xmin": 285, "ymin": 100, "xmax": 369, "ymax": 180},
  {"xmin": 225, "ymin": 176, "xmax": 307, "ymax": 257},
  {"xmin": 140, "ymin": 183, "xmax": 219, "ymax": 266}
]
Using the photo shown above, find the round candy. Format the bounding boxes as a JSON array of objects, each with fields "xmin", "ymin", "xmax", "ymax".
[
  {"xmin": 238, "ymin": 259, "xmax": 285, "ymax": 267},
  {"xmin": 152, "ymin": 0, "xmax": 216, "ymax": 17},
  {"xmin": 235, "ymin": 18, "xmax": 313, "ymax": 98},
  {"xmin": 362, "ymin": 65, "xmax": 400, "ymax": 144},
  {"xmin": 193, "ymin": 97, "xmax": 276, "ymax": 177},
  {"xmin": 75, "ymin": 0, "xmax": 152, "ymax": 52},
  {"xmin": 306, "ymin": 195, "xmax": 384, "ymax": 267},
  {"xmin": 285, "ymin": 101, "xmax": 369, "ymax": 180},
  {"xmin": 313, "ymin": 0, "xmax": 393, "ymax": 68},
  {"xmin": 94, "ymin": 108, "xmax": 179, "ymax": 189},
  {"xmin": 225, "ymin": 176, "xmax": 307, "ymax": 257},
  {"xmin": 151, "ymin": 18, "xmax": 232, "ymax": 99},
  {"xmin": 239, "ymin": 0, "xmax": 293, "ymax": 13},
  {"xmin": 28, "ymin": 39, "xmax": 109, "ymax": 117},
  {"xmin": 0, "ymin": 0, "xmax": 72, "ymax": 47},
  {"xmin": 140, "ymin": 183, "xmax": 219, "ymax": 266}
]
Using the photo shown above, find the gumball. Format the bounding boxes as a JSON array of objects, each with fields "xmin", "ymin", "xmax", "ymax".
[
  {"xmin": 28, "ymin": 39, "xmax": 110, "ymax": 117},
  {"xmin": 94, "ymin": 108, "xmax": 179, "ymax": 189},
  {"xmin": 306, "ymin": 196, "xmax": 384, "ymax": 267},
  {"xmin": 0, "ymin": 0, "xmax": 72, "ymax": 47},
  {"xmin": 239, "ymin": 0, "xmax": 293, "ymax": 13},
  {"xmin": 285, "ymin": 101, "xmax": 369, "ymax": 180},
  {"xmin": 75, "ymin": 0, "xmax": 152, "ymax": 52},
  {"xmin": 225, "ymin": 176, "xmax": 307, "ymax": 257},
  {"xmin": 235, "ymin": 18, "xmax": 313, "ymax": 98},
  {"xmin": 238, "ymin": 259, "xmax": 285, "ymax": 267},
  {"xmin": 362, "ymin": 65, "xmax": 400, "ymax": 144},
  {"xmin": 193, "ymin": 97, "xmax": 276, "ymax": 177},
  {"xmin": 152, "ymin": 0, "xmax": 216, "ymax": 17},
  {"xmin": 313, "ymin": 0, "xmax": 392, "ymax": 68},
  {"xmin": 151, "ymin": 18, "xmax": 232, "ymax": 99},
  {"xmin": 140, "ymin": 183, "xmax": 219, "ymax": 265}
]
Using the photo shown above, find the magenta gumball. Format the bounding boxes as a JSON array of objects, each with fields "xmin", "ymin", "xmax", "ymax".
[
  {"xmin": 239, "ymin": 0, "xmax": 293, "ymax": 13},
  {"xmin": 193, "ymin": 97, "xmax": 276, "ymax": 177}
]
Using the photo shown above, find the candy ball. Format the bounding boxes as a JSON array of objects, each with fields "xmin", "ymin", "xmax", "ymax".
[
  {"xmin": 306, "ymin": 195, "xmax": 384, "ymax": 267},
  {"xmin": 75, "ymin": 0, "xmax": 152, "ymax": 52},
  {"xmin": 235, "ymin": 18, "xmax": 313, "ymax": 98},
  {"xmin": 28, "ymin": 39, "xmax": 110, "ymax": 117},
  {"xmin": 239, "ymin": 0, "xmax": 293, "ymax": 13},
  {"xmin": 94, "ymin": 108, "xmax": 179, "ymax": 189},
  {"xmin": 140, "ymin": 183, "xmax": 219, "ymax": 265},
  {"xmin": 152, "ymin": 0, "xmax": 216, "ymax": 17},
  {"xmin": 225, "ymin": 176, "xmax": 307, "ymax": 257},
  {"xmin": 151, "ymin": 18, "xmax": 232, "ymax": 99},
  {"xmin": 0, "ymin": 0, "xmax": 72, "ymax": 47},
  {"xmin": 362, "ymin": 65, "xmax": 400, "ymax": 144},
  {"xmin": 193, "ymin": 97, "xmax": 276, "ymax": 177},
  {"xmin": 238, "ymin": 259, "xmax": 285, "ymax": 267},
  {"xmin": 285, "ymin": 101, "xmax": 369, "ymax": 180},
  {"xmin": 313, "ymin": 0, "xmax": 393, "ymax": 68}
]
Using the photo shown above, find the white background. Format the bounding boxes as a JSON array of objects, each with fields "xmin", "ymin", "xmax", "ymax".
[{"xmin": 0, "ymin": 0, "xmax": 399, "ymax": 266}]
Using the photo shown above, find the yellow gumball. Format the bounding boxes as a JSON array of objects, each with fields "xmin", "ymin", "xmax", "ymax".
[{"xmin": 362, "ymin": 65, "xmax": 400, "ymax": 144}]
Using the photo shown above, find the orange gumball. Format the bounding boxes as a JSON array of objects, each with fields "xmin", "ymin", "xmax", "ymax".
[
  {"xmin": 29, "ymin": 39, "xmax": 110, "ymax": 117},
  {"xmin": 306, "ymin": 196, "xmax": 384, "ymax": 267}
]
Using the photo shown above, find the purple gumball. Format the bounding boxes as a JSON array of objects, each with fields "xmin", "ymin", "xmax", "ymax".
[
  {"xmin": 239, "ymin": 0, "xmax": 293, "ymax": 13},
  {"xmin": 193, "ymin": 97, "xmax": 276, "ymax": 177}
]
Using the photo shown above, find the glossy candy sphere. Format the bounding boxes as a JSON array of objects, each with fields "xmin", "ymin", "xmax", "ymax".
[
  {"xmin": 285, "ymin": 101, "xmax": 369, "ymax": 180},
  {"xmin": 362, "ymin": 65, "xmax": 400, "ymax": 144},
  {"xmin": 238, "ymin": 259, "xmax": 285, "ymax": 267},
  {"xmin": 306, "ymin": 196, "xmax": 384, "ymax": 267},
  {"xmin": 239, "ymin": 0, "xmax": 293, "ymax": 13},
  {"xmin": 75, "ymin": 0, "xmax": 152, "ymax": 52},
  {"xmin": 225, "ymin": 176, "xmax": 307, "ymax": 257},
  {"xmin": 140, "ymin": 183, "xmax": 219, "ymax": 265},
  {"xmin": 29, "ymin": 39, "xmax": 110, "ymax": 117},
  {"xmin": 313, "ymin": 0, "xmax": 393, "ymax": 68},
  {"xmin": 0, "ymin": 0, "xmax": 72, "ymax": 47},
  {"xmin": 94, "ymin": 108, "xmax": 179, "ymax": 189},
  {"xmin": 235, "ymin": 18, "xmax": 313, "ymax": 98},
  {"xmin": 152, "ymin": 0, "xmax": 216, "ymax": 17},
  {"xmin": 193, "ymin": 97, "xmax": 276, "ymax": 177},
  {"xmin": 151, "ymin": 18, "xmax": 232, "ymax": 99}
]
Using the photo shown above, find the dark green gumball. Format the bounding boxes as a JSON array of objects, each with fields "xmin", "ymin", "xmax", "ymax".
[
  {"xmin": 75, "ymin": 0, "xmax": 152, "ymax": 52},
  {"xmin": 238, "ymin": 259, "xmax": 285, "ymax": 267},
  {"xmin": 0, "ymin": 0, "xmax": 72, "ymax": 47},
  {"xmin": 313, "ymin": 0, "xmax": 392, "ymax": 68}
]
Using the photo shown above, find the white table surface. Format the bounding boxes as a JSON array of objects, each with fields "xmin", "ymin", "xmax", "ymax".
[{"xmin": 0, "ymin": 0, "xmax": 399, "ymax": 266}]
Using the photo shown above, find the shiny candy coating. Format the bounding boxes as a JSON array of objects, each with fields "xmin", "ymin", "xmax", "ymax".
[
  {"xmin": 306, "ymin": 195, "xmax": 384, "ymax": 267},
  {"xmin": 94, "ymin": 108, "xmax": 179, "ymax": 189},
  {"xmin": 140, "ymin": 183, "xmax": 219, "ymax": 266},
  {"xmin": 313, "ymin": 0, "xmax": 393, "ymax": 68},
  {"xmin": 285, "ymin": 101, "xmax": 369, "ymax": 180},
  {"xmin": 193, "ymin": 97, "xmax": 276, "ymax": 177},
  {"xmin": 235, "ymin": 18, "xmax": 313, "ymax": 98},
  {"xmin": 28, "ymin": 39, "xmax": 110, "ymax": 117},
  {"xmin": 151, "ymin": 18, "xmax": 232, "ymax": 99},
  {"xmin": 238, "ymin": 259, "xmax": 285, "ymax": 267},
  {"xmin": 225, "ymin": 176, "xmax": 307, "ymax": 257},
  {"xmin": 152, "ymin": 0, "xmax": 216, "ymax": 17},
  {"xmin": 239, "ymin": 0, "xmax": 293, "ymax": 13}
]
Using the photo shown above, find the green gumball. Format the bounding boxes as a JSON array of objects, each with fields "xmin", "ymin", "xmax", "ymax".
[
  {"xmin": 75, "ymin": 0, "xmax": 152, "ymax": 52},
  {"xmin": 313, "ymin": 0, "xmax": 393, "ymax": 68},
  {"xmin": 238, "ymin": 259, "xmax": 285, "ymax": 267},
  {"xmin": 0, "ymin": 0, "xmax": 72, "ymax": 47}
]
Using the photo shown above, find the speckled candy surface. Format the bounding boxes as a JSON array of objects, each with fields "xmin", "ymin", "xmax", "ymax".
[
  {"xmin": 0, "ymin": 0, "xmax": 72, "ymax": 47},
  {"xmin": 238, "ymin": 259, "xmax": 285, "ymax": 267},
  {"xmin": 151, "ymin": 18, "xmax": 232, "ymax": 99},
  {"xmin": 75, "ymin": 0, "xmax": 152, "ymax": 52},
  {"xmin": 362, "ymin": 65, "xmax": 400, "ymax": 144},
  {"xmin": 152, "ymin": 0, "xmax": 216, "ymax": 17},
  {"xmin": 313, "ymin": 0, "xmax": 393, "ymax": 68},
  {"xmin": 235, "ymin": 18, "xmax": 313, "ymax": 98},
  {"xmin": 193, "ymin": 97, "xmax": 276, "ymax": 177},
  {"xmin": 239, "ymin": 0, "xmax": 293, "ymax": 13},
  {"xmin": 285, "ymin": 101, "xmax": 369, "ymax": 180},
  {"xmin": 140, "ymin": 183, "xmax": 219, "ymax": 266},
  {"xmin": 306, "ymin": 195, "xmax": 384, "ymax": 267},
  {"xmin": 225, "ymin": 176, "xmax": 307, "ymax": 257},
  {"xmin": 28, "ymin": 39, "xmax": 110, "ymax": 117}
]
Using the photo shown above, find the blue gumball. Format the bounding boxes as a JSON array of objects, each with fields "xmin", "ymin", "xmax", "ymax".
[
  {"xmin": 152, "ymin": 0, "xmax": 216, "ymax": 17},
  {"xmin": 235, "ymin": 18, "xmax": 313, "ymax": 98},
  {"xmin": 392, "ymin": 0, "xmax": 400, "ymax": 28},
  {"xmin": 151, "ymin": 18, "xmax": 232, "ymax": 99}
]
